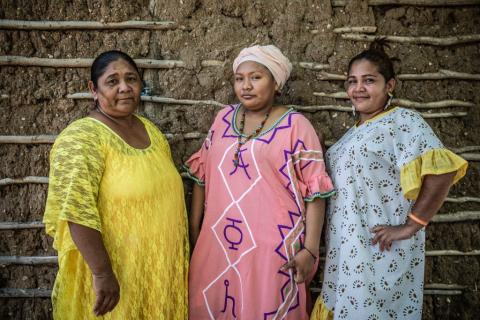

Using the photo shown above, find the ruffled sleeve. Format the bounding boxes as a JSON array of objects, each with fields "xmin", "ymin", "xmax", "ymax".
[
  {"xmin": 43, "ymin": 119, "xmax": 105, "ymax": 253},
  {"xmin": 290, "ymin": 114, "xmax": 335, "ymax": 202},
  {"xmin": 400, "ymin": 148, "xmax": 468, "ymax": 200},
  {"xmin": 184, "ymin": 146, "xmax": 207, "ymax": 186}
]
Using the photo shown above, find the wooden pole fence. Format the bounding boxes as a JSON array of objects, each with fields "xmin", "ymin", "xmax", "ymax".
[
  {"xmin": 341, "ymin": 33, "xmax": 480, "ymax": 46},
  {"xmin": 313, "ymin": 91, "xmax": 476, "ymax": 109},
  {"xmin": 315, "ymin": 70, "xmax": 480, "ymax": 81},
  {"xmin": 0, "ymin": 19, "xmax": 178, "ymax": 30},
  {"xmin": 332, "ymin": 0, "xmax": 480, "ymax": 6}
]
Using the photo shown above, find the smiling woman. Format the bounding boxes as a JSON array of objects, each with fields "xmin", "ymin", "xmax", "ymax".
[
  {"xmin": 311, "ymin": 41, "xmax": 468, "ymax": 320},
  {"xmin": 43, "ymin": 50, "xmax": 189, "ymax": 319}
]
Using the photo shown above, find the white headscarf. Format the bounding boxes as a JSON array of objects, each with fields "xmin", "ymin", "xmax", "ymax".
[{"xmin": 232, "ymin": 45, "xmax": 292, "ymax": 90}]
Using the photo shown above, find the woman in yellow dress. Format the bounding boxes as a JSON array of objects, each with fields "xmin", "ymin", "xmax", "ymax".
[{"xmin": 43, "ymin": 50, "xmax": 188, "ymax": 319}]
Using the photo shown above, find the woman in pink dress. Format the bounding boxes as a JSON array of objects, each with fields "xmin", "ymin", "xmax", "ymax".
[{"xmin": 185, "ymin": 45, "xmax": 335, "ymax": 319}]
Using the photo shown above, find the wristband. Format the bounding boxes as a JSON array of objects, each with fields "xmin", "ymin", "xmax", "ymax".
[{"xmin": 408, "ymin": 213, "xmax": 428, "ymax": 227}]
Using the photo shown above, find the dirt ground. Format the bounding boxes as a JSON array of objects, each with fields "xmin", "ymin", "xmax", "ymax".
[{"xmin": 1, "ymin": 0, "xmax": 479, "ymax": 319}]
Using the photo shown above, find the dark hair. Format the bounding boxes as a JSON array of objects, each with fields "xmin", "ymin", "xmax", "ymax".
[
  {"xmin": 347, "ymin": 38, "xmax": 395, "ymax": 81},
  {"xmin": 90, "ymin": 50, "xmax": 141, "ymax": 88}
]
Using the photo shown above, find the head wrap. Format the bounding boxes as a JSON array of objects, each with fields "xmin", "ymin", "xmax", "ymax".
[{"xmin": 232, "ymin": 45, "xmax": 292, "ymax": 90}]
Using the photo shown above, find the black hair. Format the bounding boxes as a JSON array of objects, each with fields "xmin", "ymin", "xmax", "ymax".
[
  {"xmin": 347, "ymin": 38, "xmax": 395, "ymax": 82},
  {"xmin": 90, "ymin": 50, "xmax": 141, "ymax": 88}
]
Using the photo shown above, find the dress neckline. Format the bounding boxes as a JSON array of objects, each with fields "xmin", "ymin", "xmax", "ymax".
[
  {"xmin": 231, "ymin": 104, "xmax": 295, "ymax": 139},
  {"xmin": 87, "ymin": 115, "xmax": 154, "ymax": 152}
]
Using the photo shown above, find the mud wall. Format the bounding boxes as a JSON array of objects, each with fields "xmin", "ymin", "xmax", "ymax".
[{"xmin": 1, "ymin": 0, "xmax": 479, "ymax": 319}]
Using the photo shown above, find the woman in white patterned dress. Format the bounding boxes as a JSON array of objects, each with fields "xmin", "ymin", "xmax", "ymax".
[{"xmin": 311, "ymin": 41, "xmax": 468, "ymax": 320}]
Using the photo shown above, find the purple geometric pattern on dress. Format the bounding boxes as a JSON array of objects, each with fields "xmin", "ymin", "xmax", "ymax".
[
  {"xmin": 278, "ymin": 139, "xmax": 314, "ymax": 205},
  {"xmin": 256, "ymin": 111, "xmax": 300, "ymax": 144},
  {"xmin": 221, "ymin": 105, "xmax": 237, "ymax": 139},
  {"xmin": 263, "ymin": 210, "xmax": 303, "ymax": 318},
  {"xmin": 229, "ymin": 147, "xmax": 252, "ymax": 179},
  {"xmin": 221, "ymin": 104, "xmax": 301, "ymax": 145}
]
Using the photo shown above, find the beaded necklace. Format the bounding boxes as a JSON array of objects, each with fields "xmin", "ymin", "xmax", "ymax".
[{"xmin": 233, "ymin": 105, "xmax": 271, "ymax": 167}]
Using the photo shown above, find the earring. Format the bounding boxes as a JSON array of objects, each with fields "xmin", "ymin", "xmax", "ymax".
[
  {"xmin": 351, "ymin": 104, "xmax": 356, "ymax": 117},
  {"xmin": 385, "ymin": 92, "xmax": 393, "ymax": 110}
]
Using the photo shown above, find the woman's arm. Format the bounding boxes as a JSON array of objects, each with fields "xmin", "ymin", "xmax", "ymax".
[
  {"xmin": 371, "ymin": 171, "xmax": 456, "ymax": 251},
  {"xmin": 189, "ymin": 183, "xmax": 206, "ymax": 249},
  {"xmin": 68, "ymin": 222, "xmax": 120, "ymax": 316},
  {"xmin": 282, "ymin": 198, "xmax": 326, "ymax": 283}
]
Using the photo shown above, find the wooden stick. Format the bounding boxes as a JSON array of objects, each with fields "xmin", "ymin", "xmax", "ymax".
[
  {"xmin": 460, "ymin": 153, "xmax": 480, "ymax": 161},
  {"xmin": 0, "ymin": 288, "xmax": 52, "ymax": 298},
  {"xmin": 332, "ymin": 0, "xmax": 480, "ymax": 7},
  {"xmin": 314, "ymin": 91, "xmax": 476, "ymax": 109},
  {"xmin": 0, "ymin": 135, "xmax": 57, "ymax": 144},
  {"xmin": 341, "ymin": 33, "xmax": 480, "ymax": 46},
  {"xmin": 423, "ymin": 289, "xmax": 462, "ymax": 295},
  {"xmin": 451, "ymin": 146, "xmax": 480, "ymax": 153},
  {"xmin": 316, "ymin": 70, "xmax": 480, "ymax": 81},
  {"xmin": 333, "ymin": 26, "xmax": 377, "ymax": 34},
  {"xmin": 1, "ymin": 94, "xmax": 8, "ymax": 99},
  {"xmin": 67, "ymin": 92, "xmax": 225, "ymax": 107},
  {"xmin": 296, "ymin": 105, "xmax": 467, "ymax": 118},
  {"xmin": 0, "ymin": 256, "xmax": 57, "ymax": 265},
  {"xmin": 399, "ymin": 69, "xmax": 480, "ymax": 81},
  {"xmin": 0, "ymin": 222, "xmax": 44, "ymax": 230},
  {"xmin": 0, "ymin": 19, "xmax": 178, "ymax": 30},
  {"xmin": 426, "ymin": 250, "xmax": 480, "ymax": 256},
  {"xmin": 0, "ymin": 176, "xmax": 49, "ymax": 186},
  {"xmin": 295, "ymin": 62, "xmax": 330, "ymax": 71},
  {"xmin": 0, "ymin": 56, "xmax": 187, "ymax": 69},
  {"xmin": 431, "ymin": 211, "xmax": 480, "ymax": 223},
  {"xmin": 425, "ymin": 284, "xmax": 467, "ymax": 290},
  {"xmin": 445, "ymin": 197, "xmax": 480, "ymax": 203}
]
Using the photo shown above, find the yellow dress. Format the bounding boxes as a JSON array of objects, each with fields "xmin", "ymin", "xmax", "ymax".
[{"xmin": 43, "ymin": 116, "xmax": 189, "ymax": 319}]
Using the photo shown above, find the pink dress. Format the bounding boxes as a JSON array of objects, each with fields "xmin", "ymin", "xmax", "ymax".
[{"xmin": 186, "ymin": 105, "xmax": 335, "ymax": 320}]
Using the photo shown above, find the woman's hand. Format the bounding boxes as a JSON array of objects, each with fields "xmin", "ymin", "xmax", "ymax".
[
  {"xmin": 370, "ymin": 223, "xmax": 418, "ymax": 252},
  {"xmin": 92, "ymin": 271, "xmax": 120, "ymax": 316},
  {"xmin": 280, "ymin": 249, "xmax": 316, "ymax": 283}
]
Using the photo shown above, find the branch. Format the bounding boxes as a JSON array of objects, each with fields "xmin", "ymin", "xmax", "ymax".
[
  {"xmin": 332, "ymin": 0, "xmax": 480, "ymax": 7},
  {"xmin": 398, "ymin": 69, "xmax": 480, "ymax": 81},
  {"xmin": 0, "ymin": 56, "xmax": 187, "ymax": 69},
  {"xmin": 0, "ymin": 135, "xmax": 57, "ymax": 144},
  {"xmin": 1, "ymin": 94, "xmax": 8, "ymax": 99},
  {"xmin": 426, "ymin": 250, "xmax": 480, "ymax": 256},
  {"xmin": 341, "ymin": 33, "xmax": 480, "ymax": 46},
  {"xmin": 333, "ymin": 26, "xmax": 377, "ymax": 34},
  {"xmin": 0, "ymin": 19, "xmax": 178, "ymax": 30},
  {"xmin": 460, "ymin": 153, "xmax": 480, "ymax": 161},
  {"xmin": 314, "ymin": 91, "xmax": 476, "ymax": 109},
  {"xmin": 431, "ymin": 211, "xmax": 480, "ymax": 223},
  {"xmin": 0, "ymin": 221, "xmax": 44, "ymax": 230},
  {"xmin": 316, "ymin": 69, "xmax": 480, "ymax": 81},
  {"xmin": 295, "ymin": 62, "xmax": 330, "ymax": 71},
  {"xmin": 0, "ymin": 176, "xmax": 49, "ymax": 186},
  {"xmin": 0, "ymin": 256, "xmax": 57, "ymax": 265},
  {"xmin": 445, "ymin": 197, "xmax": 480, "ymax": 203},
  {"xmin": 67, "ymin": 92, "xmax": 224, "ymax": 107},
  {"xmin": 0, "ymin": 288, "xmax": 52, "ymax": 298}
]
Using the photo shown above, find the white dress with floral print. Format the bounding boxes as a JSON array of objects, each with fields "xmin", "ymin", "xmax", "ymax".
[{"xmin": 321, "ymin": 107, "xmax": 449, "ymax": 320}]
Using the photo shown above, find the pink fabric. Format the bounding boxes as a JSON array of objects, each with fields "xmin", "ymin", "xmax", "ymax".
[
  {"xmin": 233, "ymin": 45, "xmax": 292, "ymax": 90},
  {"xmin": 187, "ymin": 105, "xmax": 334, "ymax": 320}
]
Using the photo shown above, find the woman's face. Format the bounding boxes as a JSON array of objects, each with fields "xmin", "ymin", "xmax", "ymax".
[
  {"xmin": 234, "ymin": 61, "xmax": 278, "ymax": 112},
  {"xmin": 89, "ymin": 59, "xmax": 142, "ymax": 117},
  {"xmin": 346, "ymin": 59, "xmax": 395, "ymax": 114}
]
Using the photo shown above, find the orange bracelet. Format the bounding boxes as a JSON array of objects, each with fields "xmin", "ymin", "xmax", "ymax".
[{"xmin": 408, "ymin": 213, "xmax": 428, "ymax": 227}]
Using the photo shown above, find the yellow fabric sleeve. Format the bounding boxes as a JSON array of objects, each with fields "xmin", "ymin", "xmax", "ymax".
[
  {"xmin": 311, "ymin": 297, "xmax": 334, "ymax": 320},
  {"xmin": 43, "ymin": 119, "xmax": 105, "ymax": 253},
  {"xmin": 400, "ymin": 148, "xmax": 468, "ymax": 200}
]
